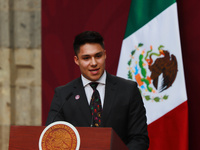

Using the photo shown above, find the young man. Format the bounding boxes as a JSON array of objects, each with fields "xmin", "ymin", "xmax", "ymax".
[{"xmin": 46, "ymin": 31, "xmax": 149, "ymax": 150}]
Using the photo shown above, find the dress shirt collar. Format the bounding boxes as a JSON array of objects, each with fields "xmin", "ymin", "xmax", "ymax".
[{"xmin": 81, "ymin": 71, "xmax": 106, "ymax": 87}]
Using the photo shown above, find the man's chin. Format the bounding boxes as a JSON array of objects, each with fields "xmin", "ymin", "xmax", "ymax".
[{"xmin": 88, "ymin": 74, "xmax": 102, "ymax": 81}]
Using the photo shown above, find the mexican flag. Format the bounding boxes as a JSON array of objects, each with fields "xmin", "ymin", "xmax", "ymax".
[{"xmin": 117, "ymin": 0, "xmax": 188, "ymax": 149}]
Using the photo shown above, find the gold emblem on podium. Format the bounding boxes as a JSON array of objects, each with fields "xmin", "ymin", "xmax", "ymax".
[{"xmin": 39, "ymin": 121, "xmax": 80, "ymax": 150}]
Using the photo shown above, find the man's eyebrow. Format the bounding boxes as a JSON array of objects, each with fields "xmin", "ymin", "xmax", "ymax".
[
  {"xmin": 81, "ymin": 54, "xmax": 90, "ymax": 57},
  {"xmin": 95, "ymin": 52, "xmax": 103, "ymax": 55},
  {"xmin": 81, "ymin": 52, "xmax": 103, "ymax": 57}
]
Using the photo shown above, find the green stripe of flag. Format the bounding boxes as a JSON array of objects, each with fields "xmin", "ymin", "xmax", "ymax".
[{"xmin": 124, "ymin": 0, "xmax": 176, "ymax": 39}]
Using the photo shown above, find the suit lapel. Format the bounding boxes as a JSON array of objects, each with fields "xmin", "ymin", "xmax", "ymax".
[
  {"xmin": 71, "ymin": 74, "xmax": 117, "ymax": 127},
  {"xmin": 73, "ymin": 78, "xmax": 92, "ymax": 125},
  {"xmin": 101, "ymin": 73, "xmax": 117, "ymax": 126}
]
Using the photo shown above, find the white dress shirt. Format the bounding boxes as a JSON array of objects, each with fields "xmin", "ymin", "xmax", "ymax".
[{"xmin": 81, "ymin": 71, "xmax": 106, "ymax": 108}]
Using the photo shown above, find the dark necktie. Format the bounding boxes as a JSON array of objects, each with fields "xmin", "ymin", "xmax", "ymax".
[{"xmin": 89, "ymin": 82, "xmax": 102, "ymax": 127}]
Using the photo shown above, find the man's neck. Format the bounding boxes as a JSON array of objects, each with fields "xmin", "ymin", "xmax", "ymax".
[{"xmin": 81, "ymin": 71, "xmax": 106, "ymax": 87}]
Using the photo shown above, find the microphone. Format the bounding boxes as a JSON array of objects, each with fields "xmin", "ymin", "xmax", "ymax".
[{"xmin": 52, "ymin": 92, "xmax": 73, "ymax": 123}]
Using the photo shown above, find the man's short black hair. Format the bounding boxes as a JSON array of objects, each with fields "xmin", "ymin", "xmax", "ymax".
[{"xmin": 73, "ymin": 31, "xmax": 105, "ymax": 55}]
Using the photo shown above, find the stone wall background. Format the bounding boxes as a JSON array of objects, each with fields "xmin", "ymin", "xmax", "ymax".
[{"xmin": 0, "ymin": 0, "xmax": 41, "ymax": 149}]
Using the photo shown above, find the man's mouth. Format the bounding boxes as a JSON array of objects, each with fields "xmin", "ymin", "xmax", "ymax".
[{"xmin": 89, "ymin": 68, "xmax": 100, "ymax": 75}]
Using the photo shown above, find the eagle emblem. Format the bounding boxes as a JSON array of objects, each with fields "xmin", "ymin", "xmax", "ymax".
[{"xmin": 127, "ymin": 43, "xmax": 178, "ymax": 102}]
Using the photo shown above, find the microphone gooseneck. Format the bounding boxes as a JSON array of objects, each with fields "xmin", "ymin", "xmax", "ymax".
[
  {"xmin": 52, "ymin": 92, "xmax": 73, "ymax": 123},
  {"xmin": 90, "ymin": 108, "xmax": 94, "ymax": 127}
]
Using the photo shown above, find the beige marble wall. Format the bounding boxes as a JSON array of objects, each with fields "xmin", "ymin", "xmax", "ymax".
[{"xmin": 0, "ymin": 0, "xmax": 41, "ymax": 149}]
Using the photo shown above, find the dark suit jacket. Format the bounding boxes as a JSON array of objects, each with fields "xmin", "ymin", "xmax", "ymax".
[{"xmin": 46, "ymin": 72, "xmax": 149, "ymax": 150}]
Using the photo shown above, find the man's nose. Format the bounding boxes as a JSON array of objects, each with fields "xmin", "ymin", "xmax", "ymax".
[{"xmin": 91, "ymin": 57, "xmax": 97, "ymax": 66}]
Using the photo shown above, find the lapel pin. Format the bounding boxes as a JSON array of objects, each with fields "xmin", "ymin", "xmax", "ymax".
[{"xmin": 75, "ymin": 95, "xmax": 80, "ymax": 100}]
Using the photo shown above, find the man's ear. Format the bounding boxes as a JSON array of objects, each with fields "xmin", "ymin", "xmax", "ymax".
[
  {"xmin": 74, "ymin": 55, "xmax": 79, "ymax": 66},
  {"xmin": 104, "ymin": 50, "xmax": 106, "ymax": 59}
]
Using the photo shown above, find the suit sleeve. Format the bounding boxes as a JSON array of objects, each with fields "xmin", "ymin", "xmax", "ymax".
[
  {"xmin": 45, "ymin": 87, "xmax": 66, "ymax": 126},
  {"xmin": 126, "ymin": 82, "xmax": 149, "ymax": 150}
]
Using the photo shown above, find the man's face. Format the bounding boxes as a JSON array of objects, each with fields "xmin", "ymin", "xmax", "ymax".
[{"xmin": 74, "ymin": 43, "xmax": 106, "ymax": 81}]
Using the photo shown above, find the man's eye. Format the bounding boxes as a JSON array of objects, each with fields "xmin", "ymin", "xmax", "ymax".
[
  {"xmin": 96, "ymin": 54, "xmax": 102, "ymax": 58},
  {"xmin": 83, "ymin": 57, "xmax": 89, "ymax": 60}
]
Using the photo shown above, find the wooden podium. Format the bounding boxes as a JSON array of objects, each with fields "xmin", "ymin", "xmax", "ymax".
[{"xmin": 9, "ymin": 126, "xmax": 128, "ymax": 150}]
